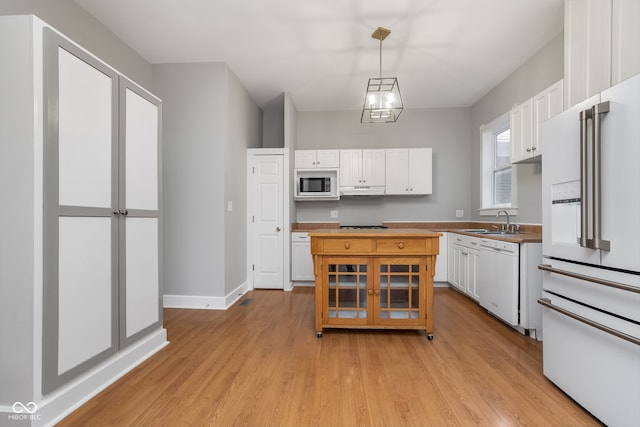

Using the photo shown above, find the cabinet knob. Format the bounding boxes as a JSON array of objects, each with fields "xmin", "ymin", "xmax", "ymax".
[
  {"xmin": 367, "ymin": 289, "xmax": 373, "ymax": 296},
  {"xmin": 526, "ymin": 147, "xmax": 532, "ymax": 152},
  {"xmin": 397, "ymin": 242, "xmax": 404, "ymax": 249},
  {"xmin": 531, "ymin": 146, "xmax": 537, "ymax": 151},
  {"xmin": 374, "ymin": 289, "xmax": 380, "ymax": 296},
  {"xmin": 276, "ymin": 226, "xmax": 281, "ymax": 232},
  {"xmin": 344, "ymin": 242, "xmax": 351, "ymax": 249},
  {"xmin": 113, "ymin": 209, "xmax": 121, "ymax": 215}
]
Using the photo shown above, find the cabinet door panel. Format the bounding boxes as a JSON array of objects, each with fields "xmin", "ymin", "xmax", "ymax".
[
  {"xmin": 57, "ymin": 217, "xmax": 113, "ymax": 374},
  {"xmin": 612, "ymin": 0, "xmax": 640, "ymax": 85},
  {"xmin": 43, "ymin": 28, "xmax": 119, "ymax": 394},
  {"xmin": 324, "ymin": 258, "xmax": 370, "ymax": 325},
  {"xmin": 375, "ymin": 258, "xmax": 425, "ymax": 325},
  {"xmin": 339, "ymin": 149, "xmax": 362, "ymax": 186},
  {"xmin": 124, "ymin": 87, "xmax": 159, "ymax": 211},
  {"xmin": 119, "ymin": 76, "xmax": 163, "ymax": 346},
  {"xmin": 409, "ymin": 148, "xmax": 432, "ymax": 194},
  {"xmin": 124, "ymin": 218, "xmax": 160, "ymax": 338},
  {"xmin": 58, "ymin": 47, "xmax": 113, "ymax": 208},
  {"xmin": 362, "ymin": 149, "xmax": 386, "ymax": 186},
  {"xmin": 385, "ymin": 149, "xmax": 409, "ymax": 194}
]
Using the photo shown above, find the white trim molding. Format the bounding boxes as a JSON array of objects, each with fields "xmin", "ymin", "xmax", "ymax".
[{"xmin": 163, "ymin": 281, "xmax": 249, "ymax": 310}]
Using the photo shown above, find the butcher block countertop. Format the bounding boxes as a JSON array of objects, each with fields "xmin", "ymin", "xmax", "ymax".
[
  {"xmin": 293, "ymin": 222, "xmax": 541, "ymax": 244},
  {"xmin": 307, "ymin": 228, "xmax": 441, "ymax": 237}
]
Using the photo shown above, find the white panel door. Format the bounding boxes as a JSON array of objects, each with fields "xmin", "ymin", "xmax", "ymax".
[
  {"xmin": 119, "ymin": 77, "xmax": 162, "ymax": 345},
  {"xmin": 43, "ymin": 29, "xmax": 119, "ymax": 393},
  {"xmin": 252, "ymin": 155, "xmax": 284, "ymax": 288}
]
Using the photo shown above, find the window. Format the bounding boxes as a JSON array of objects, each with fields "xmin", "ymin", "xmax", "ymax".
[
  {"xmin": 480, "ymin": 113, "xmax": 516, "ymax": 215},
  {"xmin": 493, "ymin": 128, "xmax": 511, "ymax": 206}
]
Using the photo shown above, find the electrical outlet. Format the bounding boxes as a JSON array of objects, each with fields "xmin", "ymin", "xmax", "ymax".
[
  {"xmin": 455, "ymin": 209, "xmax": 464, "ymax": 218},
  {"xmin": 330, "ymin": 210, "xmax": 338, "ymax": 218}
]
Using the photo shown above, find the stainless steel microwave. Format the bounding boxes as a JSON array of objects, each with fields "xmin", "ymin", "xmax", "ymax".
[
  {"xmin": 300, "ymin": 176, "xmax": 331, "ymax": 193},
  {"xmin": 294, "ymin": 169, "xmax": 339, "ymax": 200}
]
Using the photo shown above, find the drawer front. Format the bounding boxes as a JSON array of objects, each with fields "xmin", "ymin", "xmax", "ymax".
[
  {"xmin": 376, "ymin": 238, "xmax": 427, "ymax": 253},
  {"xmin": 322, "ymin": 238, "xmax": 374, "ymax": 253}
]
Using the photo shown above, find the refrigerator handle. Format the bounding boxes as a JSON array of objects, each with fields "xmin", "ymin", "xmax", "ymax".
[
  {"xmin": 579, "ymin": 108, "xmax": 590, "ymax": 248},
  {"xmin": 592, "ymin": 101, "xmax": 610, "ymax": 251}
]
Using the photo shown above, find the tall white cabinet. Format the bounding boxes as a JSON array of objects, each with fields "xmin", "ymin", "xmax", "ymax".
[
  {"xmin": 565, "ymin": 0, "xmax": 640, "ymax": 108},
  {"xmin": 0, "ymin": 15, "xmax": 167, "ymax": 423}
]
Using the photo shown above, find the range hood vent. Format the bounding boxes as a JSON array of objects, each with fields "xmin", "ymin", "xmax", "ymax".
[{"xmin": 339, "ymin": 186, "xmax": 385, "ymax": 197}]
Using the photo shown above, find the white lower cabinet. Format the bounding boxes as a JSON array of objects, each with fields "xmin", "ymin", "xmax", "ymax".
[
  {"xmin": 433, "ymin": 232, "xmax": 448, "ymax": 282},
  {"xmin": 448, "ymin": 234, "xmax": 480, "ymax": 301},
  {"xmin": 291, "ymin": 232, "xmax": 314, "ymax": 282}
]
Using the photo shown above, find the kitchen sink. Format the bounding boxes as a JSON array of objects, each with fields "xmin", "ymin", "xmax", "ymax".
[{"xmin": 459, "ymin": 229, "xmax": 521, "ymax": 236}]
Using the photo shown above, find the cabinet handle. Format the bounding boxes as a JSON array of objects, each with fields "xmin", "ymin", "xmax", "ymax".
[
  {"xmin": 526, "ymin": 147, "xmax": 532, "ymax": 152},
  {"xmin": 344, "ymin": 242, "xmax": 351, "ymax": 249},
  {"xmin": 397, "ymin": 242, "xmax": 404, "ymax": 249}
]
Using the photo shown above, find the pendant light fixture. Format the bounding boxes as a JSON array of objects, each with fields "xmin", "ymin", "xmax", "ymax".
[{"xmin": 361, "ymin": 27, "xmax": 404, "ymax": 123}]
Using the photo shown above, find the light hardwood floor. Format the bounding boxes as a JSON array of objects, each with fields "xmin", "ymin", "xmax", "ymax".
[{"xmin": 59, "ymin": 287, "xmax": 602, "ymax": 426}]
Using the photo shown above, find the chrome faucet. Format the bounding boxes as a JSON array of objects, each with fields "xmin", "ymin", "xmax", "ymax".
[{"xmin": 496, "ymin": 209, "xmax": 510, "ymax": 231}]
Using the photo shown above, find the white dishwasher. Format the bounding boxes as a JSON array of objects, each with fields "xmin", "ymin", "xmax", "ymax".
[{"xmin": 477, "ymin": 238, "xmax": 519, "ymax": 325}]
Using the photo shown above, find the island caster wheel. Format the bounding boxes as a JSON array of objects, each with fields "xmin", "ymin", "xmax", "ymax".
[
  {"xmin": 427, "ymin": 334, "xmax": 434, "ymax": 340},
  {"xmin": 316, "ymin": 332, "xmax": 323, "ymax": 338}
]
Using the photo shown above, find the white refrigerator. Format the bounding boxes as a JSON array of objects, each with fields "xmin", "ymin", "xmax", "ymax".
[{"xmin": 541, "ymin": 72, "xmax": 640, "ymax": 427}]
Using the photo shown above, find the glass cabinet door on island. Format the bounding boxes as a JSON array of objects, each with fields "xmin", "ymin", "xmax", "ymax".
[
  {"xmin": 375, "ymin": 258, "xmax": 425, "ymax": 325},
  {"xmin": 324, "ymin": 258, "xmax": 370, "ymax": 326}
]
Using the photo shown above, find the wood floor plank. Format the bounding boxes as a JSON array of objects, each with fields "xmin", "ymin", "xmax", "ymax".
[{"xmin": 58, "ymin": 287, "xmax": 603, "ymax": 426}]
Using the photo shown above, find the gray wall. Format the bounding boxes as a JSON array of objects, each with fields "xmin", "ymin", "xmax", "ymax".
[
  {"xmin": 295, "ymin": 108, "xmax": 471, "ymax": 224},
  {"xmin": 153, "ymin": 63, "xmax": 262, "ymax": 299},
  {"xmin": 225, "ymin": 67, "xmax": 263, "ymax": 295},
  {"xmin": 470, "ymin": 33, "xmax": 564, "ymax": 223},
  {"xmin": 294, "ymin": 33, "xmax": 563, "ymax": 226},
  {"xmin": 262, "ymin": 94, "xmax": 285, "ymax": 148},
  {"xmin": 0, "ymin": 0, "xmax": 152, "ymax": 90}
]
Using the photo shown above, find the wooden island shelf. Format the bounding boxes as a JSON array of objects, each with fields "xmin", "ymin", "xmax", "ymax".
[{"xmin": 309, "ymin": 229, "xmax": 440, "ymax": 339}]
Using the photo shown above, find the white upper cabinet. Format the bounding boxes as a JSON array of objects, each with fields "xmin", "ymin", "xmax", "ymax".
[
  {"xmin": 565, "ymin": 0, "xmax": 640, "ymax": 108},
  {"xmin": 612, "ymin": 0, "xmax": 640, "ymax": 85},
  {"xmin": 339, "ymin": 149, "xmax": 385, "ymax": 187},
  {"xmin": 510, "ymin": 98, "xmax": 534, "ymax": 163},
  {"xmin": 294, "ymin": 149, "xmax": 339, "ymax": 169},
  {"xmin": 511, "ymin": 80, "xmax": 563, "ymax": 164},
  {"xmin": 385, "ymin": 148, "xmax": 432, "ymax": 195}
]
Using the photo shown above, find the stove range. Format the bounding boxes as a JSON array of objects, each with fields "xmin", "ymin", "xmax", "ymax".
[{"xmin": 339, "ymin": 225, "xmax": 388, "ymax": 229}]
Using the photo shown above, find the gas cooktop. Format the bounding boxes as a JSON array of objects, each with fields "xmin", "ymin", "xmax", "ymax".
[{"xmin": 339, "ymin": 225, "xmax": 388, "ymax": 229}]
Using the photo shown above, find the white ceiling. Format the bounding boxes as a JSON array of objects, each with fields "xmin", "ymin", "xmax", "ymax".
[{"xmin": 73, "ymin": 0, "xmax": 563, "ymax": 111}]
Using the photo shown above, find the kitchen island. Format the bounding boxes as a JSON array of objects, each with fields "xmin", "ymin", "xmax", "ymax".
[{"xmin": 309, "ymin": 229, "xmax": 440, "ymax": 338}]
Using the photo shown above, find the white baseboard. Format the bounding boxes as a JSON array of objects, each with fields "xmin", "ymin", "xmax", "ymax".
[
  {"xmin": 5, "ymin": 329, "xmax": 169, "ymax": 427},
  {"xmin": 163, "ymin": 281, "xmax": 249, "ymax": 310}
]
